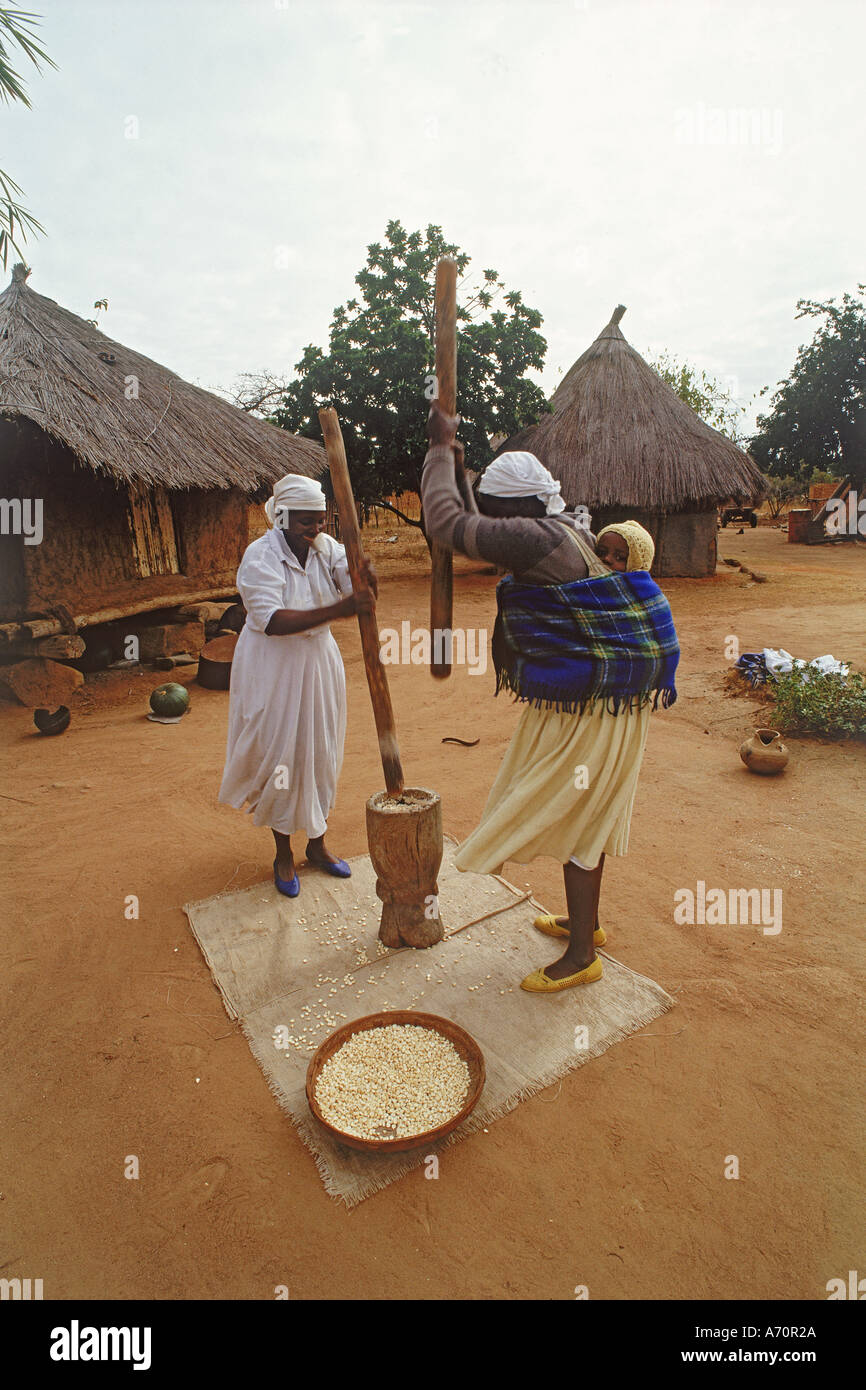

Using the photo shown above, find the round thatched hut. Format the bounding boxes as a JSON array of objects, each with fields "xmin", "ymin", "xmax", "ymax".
[
  {"xmin": 495, "ymin": 305, "xmax": 766, "ymax": 577},
  {"xmin": 0, "ymin": 263, "xmax": 326, "ymax": 640}
]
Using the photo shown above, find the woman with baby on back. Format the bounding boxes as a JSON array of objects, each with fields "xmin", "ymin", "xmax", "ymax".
[{"xmin": 421, "ymin": 400, "xmax": 680, "ymax": 993}]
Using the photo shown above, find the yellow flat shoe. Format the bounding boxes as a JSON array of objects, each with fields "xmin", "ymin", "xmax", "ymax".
[
  {"xmin": 520, "ymin": 956, "xmax": 603, "ymax": 992},
  {"xmin": 533, "ymin": 914, "xmax": 606, "ymax": 947}
]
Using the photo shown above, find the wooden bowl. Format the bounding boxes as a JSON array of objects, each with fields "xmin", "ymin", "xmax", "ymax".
[{"xmin": 306, "ymin": 1010, "xmax": 485, "ymax": 1154}]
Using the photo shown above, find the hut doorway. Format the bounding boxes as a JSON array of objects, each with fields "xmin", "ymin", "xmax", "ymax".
[{"xmin": 127, "ymin": 484, "xmax": 182, "ymax": 577}]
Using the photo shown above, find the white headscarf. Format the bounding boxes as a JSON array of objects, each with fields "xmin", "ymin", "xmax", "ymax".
[
  {"xmin": 264, "ymin": 474, "xmax": 327, "ymax": 529},
  {"xmin": 478, "ymin": 452, "xmax": 566, "ymax": 515}
]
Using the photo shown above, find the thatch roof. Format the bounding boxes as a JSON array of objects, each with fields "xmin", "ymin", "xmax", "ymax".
[
  {"xmin": 0, "ymin": 264, "xmax": 325, "ymax": 490},
  {"xmin": 496, "ymin": 305, "xmax": 766, "ymax": 510}
]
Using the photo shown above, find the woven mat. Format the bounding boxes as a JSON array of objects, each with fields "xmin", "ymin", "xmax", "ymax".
[{"xmin": 184, "ymin": 838, "xmax": 674, "ymax": 1206}]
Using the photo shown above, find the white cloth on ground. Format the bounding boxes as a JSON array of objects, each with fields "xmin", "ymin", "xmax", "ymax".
[
  {"xmin": 807, "ymin": 654, "xmax": 850, "ymax": 677},
  {"xmin": 762, "ymin": 647, "xmax": 796, "ymax": 675},
  {"xmin": 763, "ymin": 647, "xmax": 849, "ymax": 680},
  {"xmin": 218, "ymin": 527, "xmax": 353, "ymax": 837}
]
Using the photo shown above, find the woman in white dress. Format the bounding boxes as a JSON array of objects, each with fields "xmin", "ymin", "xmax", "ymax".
[{"xmin": 218, "ymin": 473, "xmax": 376, "ymax": 897}]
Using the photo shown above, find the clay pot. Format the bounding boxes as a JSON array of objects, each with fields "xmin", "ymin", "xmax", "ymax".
[{"xmin": 739, "ymin": 728, "xmax": 789, "ymax": 775}]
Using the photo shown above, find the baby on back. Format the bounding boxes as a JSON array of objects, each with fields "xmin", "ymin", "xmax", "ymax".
[{"xmin": 595, "ymin": 519, "xmax": 655, "ymax": 573}]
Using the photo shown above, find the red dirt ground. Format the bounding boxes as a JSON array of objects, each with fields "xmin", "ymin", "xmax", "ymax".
[{"xmin": 1, "ymin": 526, "xmax": 864, "ymax": 1300}]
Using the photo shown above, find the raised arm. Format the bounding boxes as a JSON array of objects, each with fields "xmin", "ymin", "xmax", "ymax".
[{"xmin": 421, "ymin": 403, "xmax": 589, "ymax": 576}]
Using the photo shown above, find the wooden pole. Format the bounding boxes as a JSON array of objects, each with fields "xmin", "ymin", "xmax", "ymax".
[
  {"xmin": 318, "ymin": 407, "xmax": 405, "ymax": 797},
  {"xmin": 0, "ymin": 586, "xmax": 239, "ymax": 644},
  {"xmin": 2, "ymin": 633, "xmax": 86, "ymax": 659},
  {"xmin": 429, "ymin": 256, "xmax": 457, "ymax": 679}
]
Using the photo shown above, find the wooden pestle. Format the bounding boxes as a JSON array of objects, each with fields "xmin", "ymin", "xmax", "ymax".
[
  {"xmin": 318, "ymin": 407, "xmax": 405, "ymax": 797},
  {"xmin": 429, "ymin": 256, "xmax": 457, "ymax": 679}
]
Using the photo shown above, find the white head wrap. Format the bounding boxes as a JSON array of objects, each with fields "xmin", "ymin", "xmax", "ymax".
[
  {"xmin": 264, "ymin": 474, "xmax": 327, "ymax": 529},
  {"xmin": 478, "ymin": 452, "xmax": 566, "ymax": 515}
]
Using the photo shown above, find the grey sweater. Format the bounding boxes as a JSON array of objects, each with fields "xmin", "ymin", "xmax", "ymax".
[{"xmin": 421, "ymin": 444, "xmax": 597, "ymax": 583}]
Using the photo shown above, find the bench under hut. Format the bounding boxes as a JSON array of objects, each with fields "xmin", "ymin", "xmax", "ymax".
[
  {"xmin": 0, "ymin": 263, "xmax": 325, "ymax": 651},
  {"xmin": 495, "ymin": 305, "xmax": 767, "ymax": 577}
]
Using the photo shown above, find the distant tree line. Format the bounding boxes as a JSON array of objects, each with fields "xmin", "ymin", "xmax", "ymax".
[{"xmin": 233, "ymin": 222, "xmax": 863, "ymax": 512}]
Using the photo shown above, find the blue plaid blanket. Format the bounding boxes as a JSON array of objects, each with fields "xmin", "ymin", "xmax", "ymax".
[{"xmin": 492, "ymin": 570, "xmax": 680, "ymax": 715}]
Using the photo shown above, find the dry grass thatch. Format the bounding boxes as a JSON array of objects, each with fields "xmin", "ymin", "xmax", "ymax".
[
  {"xmin": 0, "ymin": 264, "xmax": 325, "ymax": 491},
  {"xmin": 497, "ymin": 305, "xmax": 767, "ymax": 511}
]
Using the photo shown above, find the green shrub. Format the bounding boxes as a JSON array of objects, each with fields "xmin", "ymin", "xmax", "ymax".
[{"xmin": 769, "ymin": 669, "xmax": 866, "ymax": 739}]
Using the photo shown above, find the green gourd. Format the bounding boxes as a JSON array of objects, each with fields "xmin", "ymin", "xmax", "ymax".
[{"xmin": 149, "ymin": 683, "xmax": 190, "ymax": 717}]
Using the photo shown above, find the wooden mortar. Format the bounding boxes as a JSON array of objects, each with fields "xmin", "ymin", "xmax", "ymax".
[{"xmin": 366, "ymin": 788, "xmax": 444, "ymax": 949}]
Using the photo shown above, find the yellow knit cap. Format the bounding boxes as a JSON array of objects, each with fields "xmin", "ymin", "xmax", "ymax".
[{"xmin": 596, "ymin": 519, "xmax": 655, "ymax": 571}]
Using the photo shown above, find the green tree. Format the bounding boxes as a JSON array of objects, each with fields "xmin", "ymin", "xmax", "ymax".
[
  {"xmin": 272, "ymin": 220, "xmax": 548, "ymax": 523},
  {"xmin": 749, "ymin": 286, "xmax": 866, "ymax": 489},
  {"xmin": 647, "ymin": 350, "xmax": 746, "ymax": 442},
  {"xmin": 0, "ymin": 6, "xmax": 56, "ymax": 269}
]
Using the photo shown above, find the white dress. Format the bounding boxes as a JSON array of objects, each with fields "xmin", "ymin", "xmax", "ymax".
[{"xmin": 218, "ymin": 526, "xmax": 353, "ymax": 838}]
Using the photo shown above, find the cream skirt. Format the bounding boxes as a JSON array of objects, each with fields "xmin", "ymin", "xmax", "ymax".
[{"xmin": 454, "ymin": 700, "xmax": 652, "ymax": 875}]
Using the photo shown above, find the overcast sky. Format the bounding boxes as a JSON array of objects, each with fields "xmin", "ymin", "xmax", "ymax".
[{"xmin": 6, "ymin": 0, "xmax": 864, "ymax": 435}]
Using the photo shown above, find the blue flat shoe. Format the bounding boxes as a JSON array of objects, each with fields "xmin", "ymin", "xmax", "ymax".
[
  {"xmin": 307, "ymin": 855, "xmax": 351, "ymax": 878},
  {"xmin": 273, "ymin": 860, "xmax": 300, "ymax": 897}
]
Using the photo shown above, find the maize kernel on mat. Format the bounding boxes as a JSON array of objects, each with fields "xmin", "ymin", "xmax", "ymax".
[{"xmin": 313, "ymin": 1024, "xmax": 470, "ymax": 1140}]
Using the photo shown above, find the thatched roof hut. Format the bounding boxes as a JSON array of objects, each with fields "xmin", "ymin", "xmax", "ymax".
[
  {"xmin": 0, "ymin": 264, "xmax": 326, "ymax": 638},
  {"xmin": 496, "ymin": 305, "xmax": 767, "ymax": 576}
]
